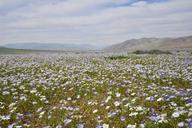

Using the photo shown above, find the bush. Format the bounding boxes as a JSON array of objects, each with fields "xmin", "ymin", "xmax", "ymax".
[
  {"xmin": 133, "ymin": 49, "xmax": 171, "ymax": 54},
  {"xmin": 105, "ymin": 55, "xmax": 129, "ymax": 60}
]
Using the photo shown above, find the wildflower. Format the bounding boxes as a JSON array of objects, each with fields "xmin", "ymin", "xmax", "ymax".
[
  {"xmin": 131, "ymin": 93, "xmax": 136, "ymax": 96},
  {"xmin": 146, "ymin": 96, "xmax": 155, "ymax": 101},
  {"xmin": 105, "ymin": 106, "xmax": 110, "ymax": 109},
  {"xmin": 1, "ymin": 115, "xmax": 10, "ymax": 120},
  {"xmin": 157, "ymin": 97, "xmax": 163, "ymax": 102},
  {"xmin": 56, "ymin": 125, "xmax": 62, "ymax": 128},
  {"xmin": 127, "ymin": 124, "xmax": 136, "ymax": 128},
  {"xmin": 186, "ymin": 100, "xmax": 192, "ymax": 107},
  {"xmin": 3, "ymin": 91, "xmax": 10, "ymax": 95},
  {"xmin": 177, "ymin": 122, "xmax": 185, "ymax": 127},
  {"xmin": 114, "ymin": 101, "xmax": 120, "ymax": 106},
  {"xmin": 30, "ymin": 89, "xmax": 37, "ymax": 93},
  {"xmin": 115, "ymin": 92, "xmax": 121, "ymax": 97},
  {"xmin": 39, "ymin": 111, "xmax": 45, "ymax": 118},
  {"xmin": 129, "ymin": 112, "xmax": 138, "ymax": 116},
  {"xmin": 8, "ymin": 123, "xmax": 15, "ymax": 128},
  {"xmin": 25, "ymin": 113, "xmax": 32, "ymax": 117},
  {"xmin": 187, "ymin": 119, "xmax": 192, "ymax": 128},
  {"xmin": 64, "ymin": 119, "xmax": 72, "ymax": 126},
  {"xmin": 105, "ymin": 96, "xmax": 111, "ymax": 103},
  {"xmin": 77, "ymin": 123, "xmax": 84, "ymax": 128},
  {"xmin": 103, "ymin": 124, "xmax": 109, "ymax": 128},
  {"xmin": 95, "ymin": 125, "xmax": 103, "ymax": 128},
  {"xmin": 77, "ymin": 94, "xmax": 81, "ymax": 99},
  {"xmin": 172, "ymin": 110, "xmax": 186, "ymax": 118},
  {"xmin": 135, "ymin": 106, "xmax": 143, "ymax": 111},
  {"xmin": 15, "ymin": 126, "xmax": 22, "ymax": 128},
  {"xmin": 108, "ymin": 112, "xmax": 117, "ymax": 117},
  {"xmin": 120, "ymin": 116, "xmax": 126, "ymax": 121},
  {"xmin": 139, "ymin": 124, "xmax": 145, "ymax": 128},
  {"xmin": 149, "ymin": 115, "xmax": 161, "ymax": 121},
  {"xmin": 93, "ymin": 109, "xmax": 98, "ymax": 114}
]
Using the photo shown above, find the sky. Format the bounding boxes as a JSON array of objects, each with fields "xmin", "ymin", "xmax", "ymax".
[{"xmin": 0, "ymin": 0, "xmax": 192, "ymax": 46}]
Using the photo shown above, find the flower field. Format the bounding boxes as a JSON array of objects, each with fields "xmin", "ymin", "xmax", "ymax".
[{"xmin": 0, "ymin": 53, "xmax": 192, "ymax": 128}]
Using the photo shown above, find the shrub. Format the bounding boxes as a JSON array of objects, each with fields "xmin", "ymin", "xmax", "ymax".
[
  {"xmin": 105, "ymin": 55, "xmax": 128, "ymax": 60},
  {"xmin": 133, "ymin": 49, "xmax": 171, "ymax": 54}
]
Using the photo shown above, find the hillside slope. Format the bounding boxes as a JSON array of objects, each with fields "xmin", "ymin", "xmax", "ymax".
[
  {"xmin": 4, "ymin": 43, "xmax": 97, "ymax": 51},
  {"xmin": 104, "ymin": 36, "xmax": 192, "ymax": 52}
]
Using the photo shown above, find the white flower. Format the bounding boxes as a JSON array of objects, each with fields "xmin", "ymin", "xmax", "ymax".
[
  {"xmin": 15, "ymin": 126, "xmax": 22, "ymax": 128},
  {"xmin": 105, "ymin": 96, "xmax": 111, "ymax": 103},
  {"xmin": 172, "ymin": 112, "xmax": 180, "ymax": 118},
  {"xmin": 127, "ymin": 124, "xmax": 136, "ymax": 128},
  {"xmin": 124, "ymin": 103, "xmax": 130, "ymax": 107},
  {"xmin": 103, "ymin": 124, "xmax": 109, "ymax": 128},
  {"xmin": 172, "ymin": 110, "xmax": 186, "ymax": 118},
  {"xmin": 8, "ymin": 103, "xmax": 16, "ymax": 108},
  {"xmin": 1, "ymin": 115, "xmax": 10, "ymax": 120},
  {"xmin": 114, "ymin": 101, "xmax": 120, "ymax": 106},
  {"xmin": 170, "ymin": 102, "xmax": 177, "ymax": 106},
  {"xmin": 157, "ymin": 98, "xmax": 163, "ymax": 101},
  {"xmin": 188, "ymin": 111, "xmax": 192, "ymax": 117},
  {"xmin": 56, "ymin": 125, "xmax": 62, "ymax": 128},
  {"xmin": 93, "ymin": 109, "xmax": 98, "ymax": 114},
  {"xmin": 64, "ymin": 119, "xmax": 72, "ymax": 126},
  {"xmin": 135, "ymin": 106, "xmax": 143, "ymax": 111},
  {"xmin": 105, "ymin": 106, "xmax": 110, "ymax": 109},
  {"xmin": 131, "ymin": 93, "xmax": 136, "ymax": 96},
  {"xmin": 76, "ymin": 95, "xmax": 81, "ymax": 99},
  {"xmin": 131, "ymin": 98, "xmax": 136, "ymax": 102},
  {"xmin": 177, "ymin": 122, "xmax": 185, "ymax": 127},
  {"xmin": 39, "ymin": 111, "xmax": 45, "ymax": 118},
  {"xmin": 3, "ymin": 91, "xmax": 10, "ymax": 95},
  {"xmin": 115, "ymin": 93, "xmax": 121, "ymax": 97},
  {"xmin": 139, "ymin": 124, "xmax": 145, "ymax": 128},
  {"xmin": 129, "ymin": 112, "xmax": 138, "ymax": 116},
  {"xmin": 30, "ymin": 89, "xmax": 37, "ymax": 93}
]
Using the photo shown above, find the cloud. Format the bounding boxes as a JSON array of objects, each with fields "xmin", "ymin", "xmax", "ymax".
[{"xmin": 0, "ymin": 0, "xmax": 192, "ymax": 45}]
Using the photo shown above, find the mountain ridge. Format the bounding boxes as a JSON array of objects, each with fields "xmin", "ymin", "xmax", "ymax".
[
  {"xmin": 104, "ymin": 35, "xmax": 192, "ymax": 52},
  {"xmin": 3, "ymin": 43, "xmax": 100, "ymax": 51}
]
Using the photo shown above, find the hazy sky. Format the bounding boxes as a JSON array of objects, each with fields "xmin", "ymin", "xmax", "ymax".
[{"xmin": 0, "ymin": 0, "xmax": 192, "ymax": 45}]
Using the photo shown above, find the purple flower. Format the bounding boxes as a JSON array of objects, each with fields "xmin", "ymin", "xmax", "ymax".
[
  {"xmin": 150, "ymin": 96, "xmax": 155, "ymax": 101},
  {"xmin": 187, "ymin": 100, "xmax": 192, "ymax": 104},
  {"xmin": 176, "ymin": 92, "xmax": 188, "ymax": 96},
  {"xmin": 15, "ymin": 119, "xmax": 21, "ymax": 123},
  {"xmin": 120, "ymin": 116, "xmax": 126, "ymax": 122},
  {"xmin": 149, "ymin": 115, "xmax": 161, "ymax": 121},
  {"xmin": 188, "ymin": 119, "xmax": 192, "ymax": 128},
  {"xmin": 77, "ymin": 123, "xmax": 85, "ymax": 128},
  {"xmin": 95, "ymin": 125, "xmax": 103, "ymax": 128},
  {"xmin": 108, "ymin": 112, "xmax": 117, "ymax": 117},
  {"xmin": 164, "ymin": 95, "xmax": 175, "ymax": 101},
  {"xmin": 64, "ymin": 119, "xmax": 72, "ymax": 126},
  {"xmin": 146, "ymin": 96, "xmax": 155, "ymax": 101},
  {"xmin": 25, "ymin": 113, "xmax": 32, "ymax": 117}
]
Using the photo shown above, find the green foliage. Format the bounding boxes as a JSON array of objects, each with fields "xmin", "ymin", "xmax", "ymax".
[
  {"xmin": 0, "ymin": 53, "xmax": 191, "ymax": 127},
  {"xmin": 133, "ymin": 49, "xmax": 172, "ymax": 54},
  {"xmin": 105, "ymin": 55, "xmax": 129, "ymax": 60}
]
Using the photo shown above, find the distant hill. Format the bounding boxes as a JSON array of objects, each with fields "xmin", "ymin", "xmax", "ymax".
[
  {"xmin": 4, "ymin": 43, "xmax": 99, "ymax": 51},
  {"xmin": 0, "ymin": 47, "xmax": 35, "ymax": 54},
  {"xmin": 104, "ymin": 36, "xmax": 192, "ymax": 52},
  {"xmin": 0, "ymin": 47, "xmax": 65, "ymax": 54}
]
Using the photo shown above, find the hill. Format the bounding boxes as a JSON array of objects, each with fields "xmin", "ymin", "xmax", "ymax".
[
  {"xmin": 0, "ymin": 47, "xmax": 65, "ymax": 55},
  {"xmin": 0, "ymin": 47, "xmax": 34, "ymax": 54},
  {"xmin": 104, "ymin": 36, "xmax": 192, "ymax": 52},
  {"xmin": 4, "ymin": 43, "xmax": 98, "ymax": 51}
]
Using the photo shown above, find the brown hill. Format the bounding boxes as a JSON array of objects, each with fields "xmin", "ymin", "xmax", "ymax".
[{"xmin": 104, "ymin": 36, "xmax": 192, "ymax": 52}]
